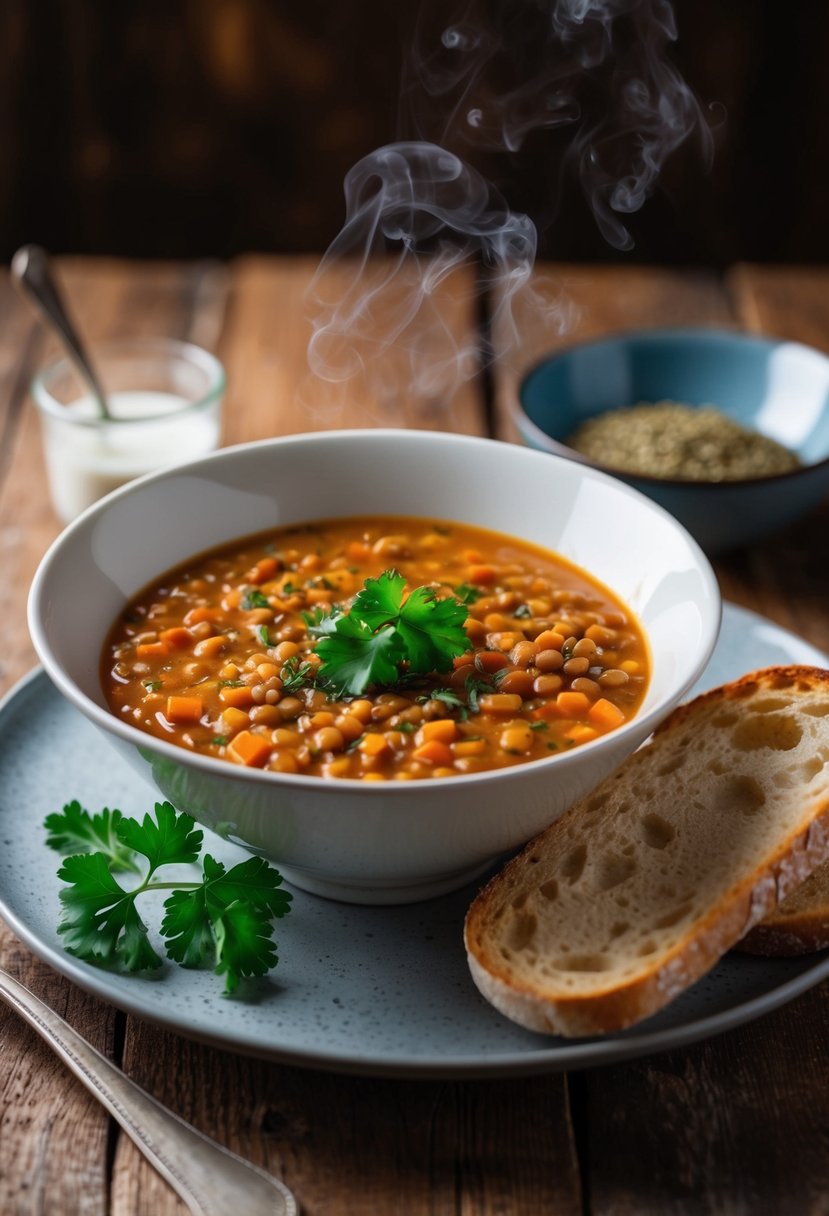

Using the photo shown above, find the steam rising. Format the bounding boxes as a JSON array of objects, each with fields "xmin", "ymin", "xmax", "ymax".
[
  {"xmin": 305, "ymin": 143, "xmax": 567, "ymax": 410},
  {"xmin": 304, "ymin": 0, "xmax": 710, "ymax": 413}
]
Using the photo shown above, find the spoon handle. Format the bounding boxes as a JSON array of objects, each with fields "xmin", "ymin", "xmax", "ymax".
[
  {"xmin": 0, "ymin": 969, "xmax": 297, "ymax": 1216},
  {"xmin": 10, "ymin": 244, "xmax": 110, "ymax": 418}
]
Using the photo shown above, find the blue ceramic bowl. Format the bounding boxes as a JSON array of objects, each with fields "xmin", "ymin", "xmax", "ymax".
[{"xmin": 516, "ymin": 328, "xmax": 829, "ymax": 553}]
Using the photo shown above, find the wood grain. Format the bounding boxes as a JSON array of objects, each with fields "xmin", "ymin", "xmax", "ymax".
[
  {"xmin": 490, "ymin": 264, "xmax": 735, "ymax": 443},
  {"xmin": 0, "ymin": 258, "xmax": 231, "ymax": 1216},
  {"xmin": 1, "ymin": 257, "xmax": 829, "ymax": 1215},
  {"xmin": 220, "ymin": 255, "xmax": 484, "ymax": 444}
]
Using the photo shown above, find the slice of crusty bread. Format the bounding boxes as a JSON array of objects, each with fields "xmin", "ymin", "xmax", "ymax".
[
  {"xmin": 464, "ymin": 666, "xmax": 829, "ymax": 1037},
  {"xmin": 738, "ymin": 858, "xmax": 829, "ymax": 956}
]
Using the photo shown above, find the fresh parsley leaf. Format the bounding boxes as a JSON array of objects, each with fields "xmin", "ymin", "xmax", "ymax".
[
  {"xmin": 56, "ymin": 852, "xmax": 162, "ymax": 971},
  {"xmin": 116, "ymin": 801, "xmax": 203, "ymax": 873},
  {"xmin": 241, "ymin": 588, "xmax": 270, "ymax": 610},
  {"xmin": 302, "ymin": 606, "xmax": 338, "ymax": 638},
  {"xmin": 46, "ymin": 801, "xmax": 292, "ymax": 994},
  {"xmin": 256, "ymin": 624, "xmax": 272, "ymax": 647},
  {"xmin": 316, "ymin": 615, "xmax": 403, "ymax": 697},
  {"xmin": 44, "ymin": 801, "xmax": 140, "ymax": 874},
  {"xmin": 314, "ymin": 570, "xmax": 468, "ymax": 696},
  {"xmin": 161, "ymin": 855, "xmax": 290, "ymax": 991}
]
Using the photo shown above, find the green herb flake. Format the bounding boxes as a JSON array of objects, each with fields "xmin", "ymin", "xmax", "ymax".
[
  {"xmin": 142, "ymin": 679, "xmax": 163, "ymax": 692},
  {"xmin": 453, "ymin": 582, "xmax": 481, "ymax": 605},
  {"xmin": 279, "ymin": 656, "xmax": 316, "ymax": 694},
  {"xmin": 241, "ymin": 588, "xmax": 270, "ymax": 611}
]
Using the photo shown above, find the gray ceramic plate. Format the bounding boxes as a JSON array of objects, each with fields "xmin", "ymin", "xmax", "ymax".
[{"xmin": 1, "ymin": 601, "xmax": 828, "ymax": 1078}]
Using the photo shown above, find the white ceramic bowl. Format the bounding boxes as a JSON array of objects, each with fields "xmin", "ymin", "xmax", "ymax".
[{"xmin": 28, "ymin": 430, "xmax": 721, "ymax": 904}]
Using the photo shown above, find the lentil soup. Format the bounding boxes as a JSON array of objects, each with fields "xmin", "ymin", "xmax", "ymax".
[{"xmin": 103, "ymin": 517, "xmax": 650, "ymax": 781}]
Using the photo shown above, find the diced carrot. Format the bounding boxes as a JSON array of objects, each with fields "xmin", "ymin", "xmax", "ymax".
[
  {"xmin": 531, "ymin": 701, "xmax": 563, "ymax": 722},
  {"xmin": 347, "ymin": 541, "xmax": 370, "ymax": 562},
  {"xmin": 461, "ymin": 548, "xmax": 483, "ymax": 563},
  {"xmin": 468, "ymin": 564, "xmax": 497, "ymax": 585},
  {"xmin": 453, "ymin": 738, "xmax": 487, "ymax": 757},
  {"xmin": 412, "ymin": 739, "xmax": 454, "ymax": 766},
  {"xmin": 158, "ymin": 627, "xmax": 193, "ymax": 649},
  {"xmin": 565, "ymin": 724, "xmax": 599, "ymax": 744},
  {"xmin": 246, "ymin": 557, "xmax": 279, "ymax": 585},
  {"xmin": 556, "ymin": 690, "xmax": 591, "ymax": 718},
  {"xmin": 588, "ymin": 698, "xmax": 626, "ymax": 730},
  {"xmin": 305, "ymin": 587, "xmax": 333, "ymax": 604},
  {"xmin": 417, "ymin": 719, "xmax": 458, "ymax": 744},
  {"xmin": 219, "ymin": 684, "xmax": 255, "ymax": 708},
  {"xmin": 221, "ymin": 706, "xmax": 250, "ymax": 732},
  {"xmin": 165, "ymin": 695, "xmax": 203, "ymax": 724},
  {"xmin": 358, "ymin": 733, "xmax": 390, "ymax": 757},
  {"xmin": 227, "ymin": 730, "xmax": 272, "ymax": 767},
  {"xmin": 136, "ymin": 640, "xmax": 168, "ymax": 659}
]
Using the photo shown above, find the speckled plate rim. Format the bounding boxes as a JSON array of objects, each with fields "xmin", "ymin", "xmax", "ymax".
[{"xmin": 1, "ymin": 601, "xmax": 829, "ymax": 1079}]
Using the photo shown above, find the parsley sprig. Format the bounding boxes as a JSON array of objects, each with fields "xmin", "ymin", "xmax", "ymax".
[
  {"xmin": 312, "ymin": 570, "xmax": 469, "ymax": 697},
  {"xmin": 44, "ymin": 800, "xmax": 292, "ymax": 994}
]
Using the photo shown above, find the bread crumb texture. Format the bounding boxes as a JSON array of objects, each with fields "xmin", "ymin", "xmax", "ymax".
[{"xmin": 464, "ymin": 666, "xmax": 829, "ymax": 1037}]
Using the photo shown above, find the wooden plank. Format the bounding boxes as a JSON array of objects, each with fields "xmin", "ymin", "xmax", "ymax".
[
  {"xmin": 713, "ymin": 265, "xmax": 829, "ymax": 650},
  {"xmin": 490, "ymin": 264, "xmax": 735, "ymax": 442},
  {"xmin": 0, "ymin": 258, "xmax": 230, "ymax": 1216},
  {"xmin": 583, "ymin": 983, "xmax": 829, "ymax": 1215},
  {"xmin": 103, "ymin": 256, "xmax": 579, "ymax": 1216},
  {"xmin": 558, "ymin": 264, "xmax": 829, "ymax": 1214},
  {"xmin": 220, "ymin": 255, "xmax": 485, "ymax": 444},
  {"xmin": 728, "ymin": 264, "xmax": 829, "ymax": 351},
  {"xmin": 115, "ymin": 1019, "xmax": 582, "ymax": 1216}
]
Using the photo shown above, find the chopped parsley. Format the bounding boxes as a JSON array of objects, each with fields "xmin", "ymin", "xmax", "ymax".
[
  {"xmin": 241, "ymin": 588, "xmax": 270, "ymax": 610},
  {"xmin": 453, "ymin": 582, "xmax": 481, "ymax": 605},
  {"xmin": 279, "ymin": 656, "xmax": 316, "ymax": 693}
]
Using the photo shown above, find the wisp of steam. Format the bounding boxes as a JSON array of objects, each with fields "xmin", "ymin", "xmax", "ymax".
[{"xmin": 304, "ymin": 0, "xmax": 711, "ymax": 416}]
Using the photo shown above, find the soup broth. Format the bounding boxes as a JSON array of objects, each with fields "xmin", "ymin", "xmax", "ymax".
[{"xmin": 103, "ymin": 516, "xmax": 650, "ymax": 781}]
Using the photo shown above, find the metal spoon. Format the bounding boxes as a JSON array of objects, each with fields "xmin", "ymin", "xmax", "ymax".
[
  {"xmin": 0, "ymin": 969, "xmax": 298, "ymax": 1216},
  {"xmin": 10, "ymin": 244, "xmax": 111, "ymax": 418}
]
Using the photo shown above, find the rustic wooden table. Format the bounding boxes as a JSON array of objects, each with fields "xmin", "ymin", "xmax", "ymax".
[{"xmin": 1, "ymin": 257, "xmax": 828, "ymax": 1214}]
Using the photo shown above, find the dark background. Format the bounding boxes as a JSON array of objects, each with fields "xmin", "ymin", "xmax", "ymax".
[{"xmin": 1, "ymin": 0, "xmax": 826, "ymax": 266}]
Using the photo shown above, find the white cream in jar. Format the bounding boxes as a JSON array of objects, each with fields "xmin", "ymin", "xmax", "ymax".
[{"xmin": 41, "ymin": 389, "xmax": 222, "ymax": 522}]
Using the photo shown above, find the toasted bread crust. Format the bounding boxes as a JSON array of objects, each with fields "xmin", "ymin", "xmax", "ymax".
[
  {"xmin": 737, "ymin": 858, "xmax": 829, "ymax": 956},
  {"xmin": 464, "ymin": 666, "xmax": 829, "ymax": 1036}
]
